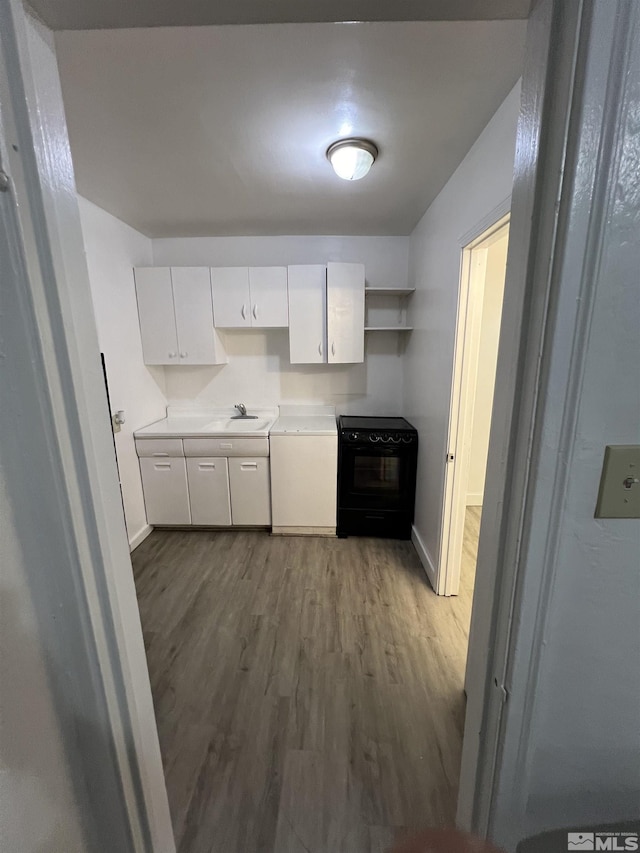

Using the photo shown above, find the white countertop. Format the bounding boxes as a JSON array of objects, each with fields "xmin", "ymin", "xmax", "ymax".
[
  {"xmin": 270, "ymin": 404, "xmax": 337, "ymax": 436},
  {"xmin": 134, "ymin": 407, "xmax": 278, "ymax": 439}
]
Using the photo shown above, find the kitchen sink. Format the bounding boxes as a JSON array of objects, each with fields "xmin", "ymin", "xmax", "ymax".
[
  {"xmin": 223, "ymin": 418, "xmax": 270, "ymax": 431},
  {"xmin": 203, "ymin": 418, "xmax": 270, "ymax": 432}
]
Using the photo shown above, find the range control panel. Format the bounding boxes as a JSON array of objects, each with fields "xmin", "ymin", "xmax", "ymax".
[{"xmin": 342, "ymin": 430, "xmax": 417, "ymax": 445}]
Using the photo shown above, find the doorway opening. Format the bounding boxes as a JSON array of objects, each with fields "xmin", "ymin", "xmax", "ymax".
[{"xmin": 439, "ymin": 214, "xmax": 510, "ymax": 599}]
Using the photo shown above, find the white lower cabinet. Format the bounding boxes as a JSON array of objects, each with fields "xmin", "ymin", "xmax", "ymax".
[
  {"xmin": 186, "ymin": 457, "xmax": 232, "ymax": 526},
  {"xmin": 228, "ymin": 457, "xmax": 271, "ymax": 525},
  {"xmin": 270, "ymin": 435, "xmax": 337, "ymax": 530},
  {"xmin": 139, "ymin": 457, "xmax": 191, "ymax": 525},
  {"xmin": 138, "ymin": 437, "xmax": 272, "ymax": 527}
]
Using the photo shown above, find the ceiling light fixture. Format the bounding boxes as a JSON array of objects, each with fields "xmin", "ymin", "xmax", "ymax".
[{"xmin": 326, "ymin": 138, "xmax": 378, "ymax": 181}]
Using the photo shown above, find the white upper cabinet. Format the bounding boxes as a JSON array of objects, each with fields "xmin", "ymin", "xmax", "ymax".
[
  {"xmin": 134, "ymin": 267, "xmax": 179, "ymax": 364},
  {"xmin": 210, "ymin": 267, "xmax": 251, "ymax": 328},
  {"xmin": 211, "ymin": 266, "xmax": 288, "ymax": 328},
  {"xmin": 327, "ymin": 262, "xmax": 365, "ymax": 363},
  {"xmin": 134, "ymin": 266, "xmax": 226, "ymax": 365},
  {"xmin": 171, "ymin": 267, "xmax": 225, "ymax": 364},
  {"xmin": 248, "ymin": 267, "xmax": 288, "ymax": 327},
  {"xmin": 287, "ymin": 265, "xmax": 327, "ymax": 364}
]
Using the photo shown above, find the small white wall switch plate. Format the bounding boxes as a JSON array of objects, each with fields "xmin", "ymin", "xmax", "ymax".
[{"xmin": 595, "ymin": 445, "xmax": 640, "ymax": 518}]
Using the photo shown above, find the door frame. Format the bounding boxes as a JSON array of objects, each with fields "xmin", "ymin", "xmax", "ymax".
[
  {"xmin": 438, "ymin": 210, "xmax": 510, "ymax": 597},
  {"xmin": 0, "ymin": 3, "xmax": 175, "ymax": 850},
  {"xmin": 456, "ymin": 0, "xmax": 589, "ymax": 835}
]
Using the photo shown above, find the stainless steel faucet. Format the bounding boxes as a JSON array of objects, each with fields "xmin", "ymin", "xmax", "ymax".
[{"xmin": 232, "ymin": 403, "xmax": 258, "ymax": 419}]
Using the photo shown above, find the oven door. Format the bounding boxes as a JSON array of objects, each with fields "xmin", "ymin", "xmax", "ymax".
[{"xmin": 339, "ymin": 443, "xmax": 413, "ymax": 511}]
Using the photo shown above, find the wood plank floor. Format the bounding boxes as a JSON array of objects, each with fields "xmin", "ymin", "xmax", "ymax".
[{"xmin": 131, "ymin": 508, "xmax": 481, "ymax": 853}]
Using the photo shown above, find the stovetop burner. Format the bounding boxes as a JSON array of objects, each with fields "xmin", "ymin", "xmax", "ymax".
[{"xmin": 339, "ymin": 416, "xmax": 416, "ymax": 432}]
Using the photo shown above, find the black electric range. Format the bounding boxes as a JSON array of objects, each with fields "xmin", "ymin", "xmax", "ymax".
[{"xmin": 337, "ymin": 416, "xmax": 418, "ymax": 539}]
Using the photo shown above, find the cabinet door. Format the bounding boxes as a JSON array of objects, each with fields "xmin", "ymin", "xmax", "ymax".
[
  {"xmin": 287, "ymin": 265, "xmax": 327, "ymax": 364},
  {"xmin": 248, "ymin": 267, "xmax": 288, "ymax": 327},
  {"xmin": 186, "ymin": 457, "xmax": 232, "ymax": 526},
  {"xmin": 134, "ymin": 267, "xmax": 179, "ymax": 365},
  {"xmin": 211, "ymin": 267, "xmax": 251, "ymax": 328},
  {"xmin": 270, "ymin": 436, "xmax": 337, "ymax": 528},
  {"xmin": 229, "ymin": 458, "xmax": 271, "ymax": 525},
  {"xmin": 171, "ymin": 267, "xmax": 227, "ymax": 365},
  {"xmin": 139, "ymin": 457, "xmax": 191, "ymax": 524},
  {"xmin": 327, "ymin": 262, "xmax": 365, "ymax": 363}
]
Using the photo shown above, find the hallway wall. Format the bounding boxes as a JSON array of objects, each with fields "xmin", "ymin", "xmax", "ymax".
[{"xmin": 403, "ymin": 81, "xmax": 521, "ymax": 585}]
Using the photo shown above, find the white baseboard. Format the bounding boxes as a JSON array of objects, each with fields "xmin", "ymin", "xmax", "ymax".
[
  {"xmin": 466, "ymin": 493, "xmax": 484, "ymax": 506},
  {"xmin": 411, "ymin": 525, "xmax": 438, "ymax": 592},
  {"xmin": 129, "ymin": 524, "xmax": 153, "ymax": 552},
  {"xmin": 271, "ymin": 526, "xmax": 336, "ymax": 537}
]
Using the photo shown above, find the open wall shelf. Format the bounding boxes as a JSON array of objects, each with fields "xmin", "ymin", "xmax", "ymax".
[
  {"xmin": 365, "ymin": 326, "xmax": 413, "ymax": 331},
  {"xmin": 365, "ymin": 287, "xmax": 415, "ymax": 296},
  {"xmin": 365, "ymin": 286, "xmax": 414, "ymax": 332}
]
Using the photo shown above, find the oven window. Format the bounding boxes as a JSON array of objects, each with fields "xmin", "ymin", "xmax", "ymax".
[{"xmin": 353, "ymin": 455, "xmax": 401, "ymax": 494}]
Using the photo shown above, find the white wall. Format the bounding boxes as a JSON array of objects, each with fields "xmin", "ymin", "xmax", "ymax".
[
  {"xmin": 467, "ymin": 230, "xmax": 509, "ymax": 504},
  {"xmin": 404, "ymin": 82, "xmax": 521, "ymax": 579},
  {"xmin": 78, "ymin": 197, "xmax": 167, "ymax": 547},
  {"xmin": 2, "ymin": 8, "xmax": 173, "ymax": 851},
  {"xmin": 489, "ymin": 4, "xmax": 640, "ymax": 846},
  {"xmin": 1, "ymin": 487, "xmax": 89, "ymax": 853},
  {"xmin": 152, "ymin": 235, "xmax": 409, "ymax": 414}
]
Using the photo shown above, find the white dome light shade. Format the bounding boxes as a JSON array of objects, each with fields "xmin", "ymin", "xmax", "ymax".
[{"xmin": 327, "ymin": 139, "xmax": 378, "ymax": 181}]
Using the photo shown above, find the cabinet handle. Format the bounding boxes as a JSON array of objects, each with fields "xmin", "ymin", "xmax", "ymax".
[
  {"xmin": 168, "ymin": 352, "xmax": 177, "ymax": 358},
  {"xmin": 241, "ymin": 304, "xmax": 247, "ymax": 320},
  {"xmin": 152, "ymin": 452, "xmax": 169, "ymax": 457},
  {"xmin": 180, "ymin": 351, "xmax": 188, "ymax": 358},
  {"xmin": 220, "ymin": 442, "xmax": 233, "ymax": 449},
  {"xmin": 318, "ymin": 342, "xmax": 322, "ymax": 356},
  {"xmin": 240, "ymin": 462, "xmax": 258, "ymax": 470},
  {"xmin": 252, "ymin": 304, "xmax": 258, "ymax": 320},
  {"xmin": 331, "ymin": 341, "xmax": 336, "ymax": 356},
  {"xmin": 154, "ymin": 463, "xmax": 171, "ymax": 470},
  {"xmin": 198, "ymin": 463, "xmax": 216, "ymax": 469}
]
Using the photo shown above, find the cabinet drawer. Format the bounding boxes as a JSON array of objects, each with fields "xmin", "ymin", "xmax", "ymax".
[
  {"xmin": 135, "ymin": 438, "xmax": 184, "ymax": 457},
  {"xmin": 229, "ymin": 458, "xmax": 271, "ymax": 526},
  {"xmin": 183, "ymin": 437, "xmax": 269, "ymax": 457}
]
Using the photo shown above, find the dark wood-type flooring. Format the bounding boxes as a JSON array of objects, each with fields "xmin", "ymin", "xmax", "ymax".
[{"xmin": 131, "ymin": 508, "xmax": 481, "ymax": 853}]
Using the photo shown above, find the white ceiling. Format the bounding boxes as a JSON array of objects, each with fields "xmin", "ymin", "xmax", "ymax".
[
  {"xmin": 33, "ymin": 0, "xmax": 532, "ymax": 29},
  {"xmin": 55, "ymin": 22, "xmax": 527, "ymax": 237}
]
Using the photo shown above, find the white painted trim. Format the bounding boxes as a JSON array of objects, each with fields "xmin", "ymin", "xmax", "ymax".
[
  {"xmin": 457, "ymin": 0, "xmax": 588, "ymax": 839},
  {"xmin": 466, "ymin": 493, "xmax": 484, "ymax": 507},
  {"xmin": 411, "ymin": 524, "xmax": 439, "ymax": 593},
  {"xmin": 0, "ymin": 4, "xmax": 174, "ymax": 850},
  {"xmin": 440, "ymin": 242, "xmax": 487, "ymax": 598},
  {"xmin": 458, "ymin": 196, "xmax": 511, "ymax": 249},
  {"xmin": 129, "ymin": 524, "xmax": 153, "ymax": 552},
  {"xmin": 483, "ymin": 5, "xmax": 640, "ymax": 847},
  {"xmin": 439, "ymin": 215, "xmax": 509, "ymax": 599}
]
